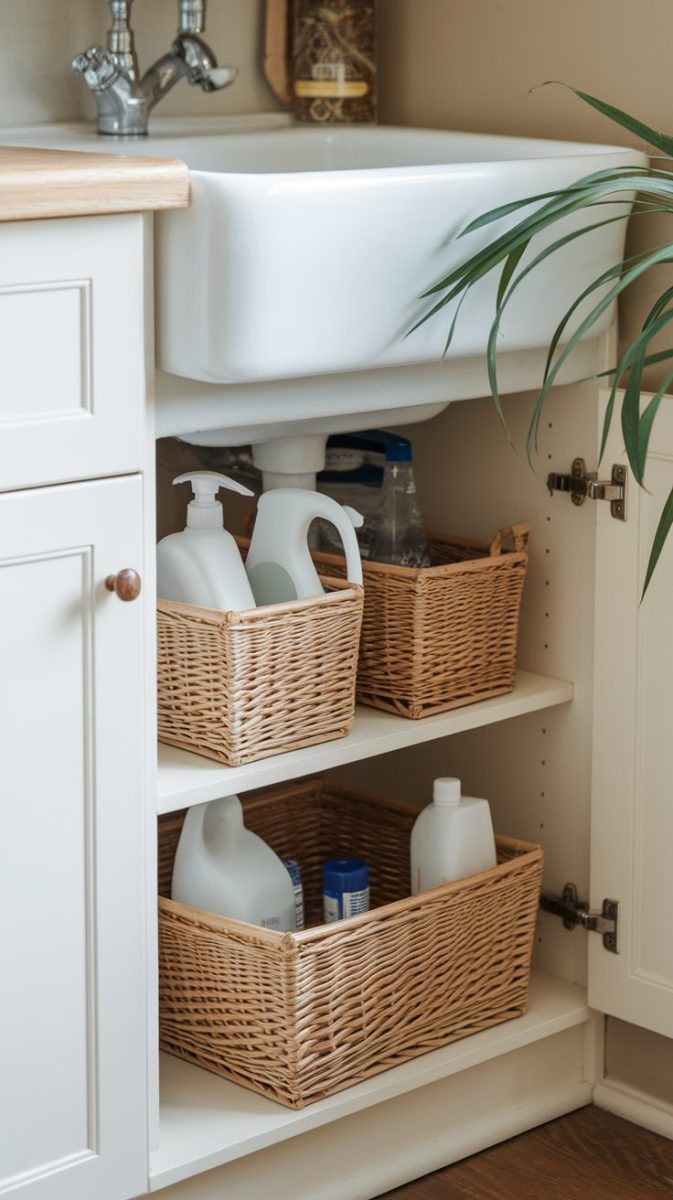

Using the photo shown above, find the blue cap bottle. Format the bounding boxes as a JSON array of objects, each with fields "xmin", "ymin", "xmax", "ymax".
[{"xmin": 322, "ymin": 857, "xmax": 370, "ymax": 923}]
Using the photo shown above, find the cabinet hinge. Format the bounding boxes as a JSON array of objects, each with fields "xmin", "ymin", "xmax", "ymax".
[
  {"xmin": 540, "ymin": 882, "xmax": 619, "ymax": 954},
  {"xmin": 547, "ymin": 457, "xmax": 627, "ymax": 521}
]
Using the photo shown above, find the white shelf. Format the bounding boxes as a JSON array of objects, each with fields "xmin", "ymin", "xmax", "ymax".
[
  {"xmin": 149, "ymin": 971, "xmax": 590, "ymax": 1190},
  {"xmin": 156, "ymin": 670, "xmax": 573, "ymax": 812}
]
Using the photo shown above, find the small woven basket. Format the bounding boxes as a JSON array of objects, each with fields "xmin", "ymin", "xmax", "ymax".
[
  {"xmin": 157, "ymin": 579, "xmax": 363, "ymax": 767},
  {"xmin": 158, "ymin": 779, "xmax": 543, "ymax": 1109},
  {"xmin": 314, "ymin": 522, "xmax": 530, "ymax": 719}
]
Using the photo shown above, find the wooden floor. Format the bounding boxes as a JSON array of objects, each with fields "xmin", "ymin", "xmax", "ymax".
[{"xmin": 380, "ymin": 1107, "xmax": 673, "ymax": 1199}]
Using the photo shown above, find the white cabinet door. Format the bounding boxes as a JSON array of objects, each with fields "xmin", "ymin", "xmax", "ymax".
[
  {"xmin": 589, "ymin": 391, "xmax": 673, "ymax": 1037},
  {"xmin": 0, "ymin": 476, "xmax": 148, "ymax": 1200}
]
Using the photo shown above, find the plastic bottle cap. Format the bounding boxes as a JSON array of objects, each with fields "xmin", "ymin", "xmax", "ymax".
[
  {"xmin": 322, "ymin": 857, "xmax": 369, "ymax": 893},
  {"xmin": 433, "ymin": 777, "xmax": 461, "ymax": 806},
  {"xmin": 385, "ymin": 440, "xmax": 412, "ymax": 463}
]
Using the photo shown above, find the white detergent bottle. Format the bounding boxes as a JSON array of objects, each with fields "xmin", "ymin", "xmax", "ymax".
[
  {"xmin": 245, "ymin": 488, "xmax": 364, "ymax": 606},
  {"xmin": 157, "ymin": 471, "xmax": 256, "ymax": 611},
  {"xmin": 171, "ymin": 795, "xmax": 297, "ymax": 932},
  {"xmin": 410, "ymin": 777, "xmax": 497, "ymax": 895}
]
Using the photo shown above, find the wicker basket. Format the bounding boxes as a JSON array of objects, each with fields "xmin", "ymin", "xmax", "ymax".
[
  {"xmin": 158, "ymin": 779, "xmax": 543, "ymax": 1109},
  {"xmin": 157, "ymin": 579, "xmax": 363, "ymax": 767},
  {"xmin": 313, "ymin": 523, "xmax": 531, "ymax": 719}
]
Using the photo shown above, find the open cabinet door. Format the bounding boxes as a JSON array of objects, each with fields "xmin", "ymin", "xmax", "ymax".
[{"xmin": 589, "ymin": 389, "xmax": 673, "ymax": 1037}]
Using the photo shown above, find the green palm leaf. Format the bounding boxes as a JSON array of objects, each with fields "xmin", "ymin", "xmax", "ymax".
[
  {"xmin": 643, "ymin": 486, "xmax": 673, "ymax": 595},
  {"xmin": 409, "ymin": 89, "xmax": 673, "ymax": 592},
  {"xmin": 540, "ymin": 83, "xmax": 673, "ymax": 159}
]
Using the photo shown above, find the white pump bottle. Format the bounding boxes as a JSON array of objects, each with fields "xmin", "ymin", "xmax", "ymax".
[
  {"xmin": 245, "ymin": 488, "xmax": 364, "ymax": 606},
  {"xmin": 410, "ymin": 777, "xmax": 497, "ymax": 895},
  {"xmin": 171, "ymin": 795, "xmax": 296, "ymax": 931},
  {"xmin": 157, "ymin": 471, "xmax": 256, "ymax": 611}
]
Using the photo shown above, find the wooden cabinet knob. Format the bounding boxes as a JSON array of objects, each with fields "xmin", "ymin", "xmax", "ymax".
[{"xmin": 105, "ymin": 568, "xmax": 142, "ymax": 602}]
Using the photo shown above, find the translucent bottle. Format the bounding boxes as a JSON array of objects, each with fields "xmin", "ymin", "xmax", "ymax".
[{"xmin": 370, "ymin": 440, "xmax": 431, "ymax": 568}]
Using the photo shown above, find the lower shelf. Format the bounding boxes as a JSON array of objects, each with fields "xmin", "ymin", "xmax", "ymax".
[
  {"xmin": 156, "ymin": 670, "xmax": 573, "ymax": 812},
  {"xmin": 149, "ymin": 970, "xmax": 591, "ymax": 1191}
]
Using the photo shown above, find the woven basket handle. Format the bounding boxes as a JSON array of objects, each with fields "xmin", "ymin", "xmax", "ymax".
[{"xmin": 489, "ymin": 522, "xmax": 531, "ymax": 556}]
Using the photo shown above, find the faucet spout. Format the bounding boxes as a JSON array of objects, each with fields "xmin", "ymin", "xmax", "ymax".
[{"xmin": 166, "ymin": 33, "xmax": 237, "ymax": 94}]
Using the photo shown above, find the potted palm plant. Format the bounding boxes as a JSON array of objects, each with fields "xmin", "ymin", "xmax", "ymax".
[{"xmin": 413, "ymin": 86, "xmax": 673, "ymax": 591}]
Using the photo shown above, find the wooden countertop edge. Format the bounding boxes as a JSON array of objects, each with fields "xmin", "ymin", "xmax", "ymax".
[{"xmin": 0, "ymin": 146, "xmax": 190, "ymax": 220}]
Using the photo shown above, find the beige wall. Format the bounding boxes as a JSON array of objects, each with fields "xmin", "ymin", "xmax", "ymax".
[
  {"xmin": 0, "ymin": 1, "xmax": 279, "ymax": 127},
  {"xmin": 377, "ymin": 0, "xmax": 669, "ymax": 141},
  {"xmin": 379, "ymin": 0, "xmax": 673, "ymax": 1099},
  {"xmin": 377, "ymin": 0, "xmax": 672, "ymax": 386}
]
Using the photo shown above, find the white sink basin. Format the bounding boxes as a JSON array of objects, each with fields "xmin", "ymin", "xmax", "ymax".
[
  {"xmin": 149, "ymin": 122, "xmax": 644, "ymax": 386},
  {"xmin": 7, "ymin": 117, "xmax": 645, "ymax": 442}
]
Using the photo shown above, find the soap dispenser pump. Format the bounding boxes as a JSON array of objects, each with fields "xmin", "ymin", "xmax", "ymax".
[
  {"xmin": 245, "ymin": 488, "xmax": 364, "ymax": 606},
  {"xmin": 157, "ymin": 471, "xmax": 257, "ymax": 612}
]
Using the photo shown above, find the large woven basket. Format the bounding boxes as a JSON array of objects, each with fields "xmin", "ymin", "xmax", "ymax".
[
  {"xmin": 158, "ymin": 779, "xmax": 543, "ymax": 1109},
  {"xmin": 314, "ymin": 523, "xmax": 530, "ymax": 719},
  {"xmin": 157, "ymin": 579, "xmax": 363, "ymax": 767}
]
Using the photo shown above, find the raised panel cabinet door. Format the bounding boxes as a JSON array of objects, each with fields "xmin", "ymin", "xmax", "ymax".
[
  {"xmin": 0, "ymin": 476, "xmax": 148, "ymax": 1200},
  {"xmin": 0, "ymin": 213, "xmax": 148, "ymax": 492},
  {"xmin": 589, "ymin": 390, "xmax": 673, "ymax": 1037}
]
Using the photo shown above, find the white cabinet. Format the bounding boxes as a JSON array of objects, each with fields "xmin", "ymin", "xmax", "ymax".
[
  {"xmin": 0, "ymin": 476, "xmax": 148, "ymax": 1200},
  {"xmin": 590, "ymin": 397, "xmax": 673, "ymax": 1037},
  {"xmin": 0, "ymin": 205, "xmax": 154, "ymax": 1200},
  {"xmin": 1, "ymin": 203, "xmax": 671, "ymax": 1200}
]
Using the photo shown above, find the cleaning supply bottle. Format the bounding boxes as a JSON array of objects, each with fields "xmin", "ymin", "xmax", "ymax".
[
  {"xmin": 171, "ymin": 795, "xmax": 297, "ymax": 932},
  {"xmin": 317, "ymin": 434, "xmax": 385, "ymax": 559},
  {"xmin": 322, "ymin": 857, "xmax": 370, "ymax": 923},
  {"xmin": 370, "ymin": 436, "xmax": 431, "ymax": 569},
  {"xmin": 410, "ymin": 778, "xmax": 497, "ymax": 895},
  {"xmin": 245, "ymin": 487, "xmax": 364, "ymax": 605},
  {"xmin": 157, "ymin": 471, "xmax": 256, "ymax": 611}
]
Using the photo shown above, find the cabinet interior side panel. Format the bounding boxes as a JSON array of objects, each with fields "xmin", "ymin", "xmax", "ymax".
[{"xmin": 333, "ymin": 383, "xmax": 600, "ymax": 985}]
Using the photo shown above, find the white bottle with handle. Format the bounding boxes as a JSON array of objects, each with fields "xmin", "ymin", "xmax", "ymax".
[
  {"xmin": 171, "ymin": 795, "xmax": 297, "ymax": 932},
  {"xmin": 245, "ymin": 488, "xmax": 364, "ymax": 606},
  {"xmin": 410, "ymin": 777, "xmax": 497, "ymax": 895},
  {"xmin": 157, "ymin": 471, "xmax": 257, "ymax": 611}
]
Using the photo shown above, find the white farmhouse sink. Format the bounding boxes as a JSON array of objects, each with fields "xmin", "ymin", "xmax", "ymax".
[
  {"xmin": 7, "ymin": 117, "xmax": 645, "ymax": 445},
  {"xmin": 136, "ymin": 121, "xmax": 645, "ymax": 386}
]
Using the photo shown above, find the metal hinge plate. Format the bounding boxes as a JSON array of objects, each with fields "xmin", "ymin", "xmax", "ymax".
[
  {"xmin": 540, "ymin": 882, "xmax": 619, "ymax": 954},
  {"xmin": 547, "ymin": 457, "xmax": 627, "ymax": 520}
]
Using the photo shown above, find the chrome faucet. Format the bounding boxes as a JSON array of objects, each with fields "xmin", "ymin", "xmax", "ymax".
[{"xmin": 72, "ymin": 0, "xmax": 237, "ymax": 136}]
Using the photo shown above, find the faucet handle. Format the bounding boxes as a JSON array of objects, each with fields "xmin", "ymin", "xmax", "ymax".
[{"xmin": 72, "ymin": 46, "xmax": 120, "ymax": 89}]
